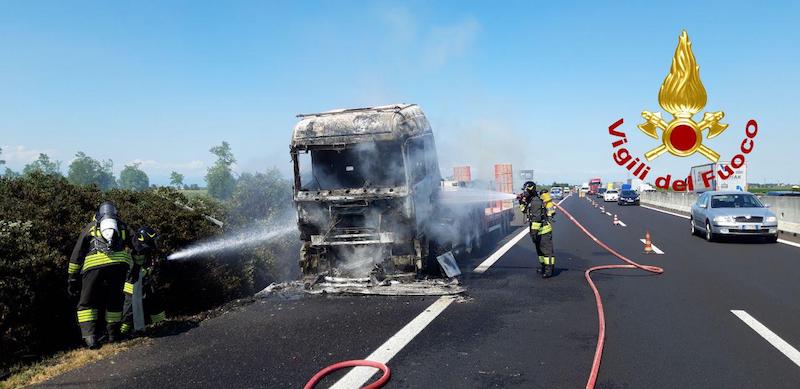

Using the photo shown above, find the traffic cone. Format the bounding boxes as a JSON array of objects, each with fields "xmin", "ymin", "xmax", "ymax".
[
  {"xmin": 613, "ymin": 214, "xmax": 619, "ymax": 225},
  {"xmin": 643, "ymin": 231, "xmax": 653, "ymax": 254}
]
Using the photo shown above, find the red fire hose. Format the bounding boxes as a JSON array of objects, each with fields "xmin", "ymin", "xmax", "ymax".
[
  {"xmin": 303, "ymin": 359, "xmax": 390, "ymax": 389},
  {"xmin": 556, "ymin": 203, "xmax": 664, "ymax": 389}
]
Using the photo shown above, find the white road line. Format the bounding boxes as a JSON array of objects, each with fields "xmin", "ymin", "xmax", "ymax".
[
  {"xmin": 333, "ymin": 194, "xmax": 574, "ymax": 388},
  {"xmin": 605, "ymin": 212, "xmax": 612, "ymax": 216},
  {"xmin": 617, "ymin": 220, "xmax": 627, "ymax": 227},
  {"xmin": 639, "ymin": 239, "xmax": 664, "ymax": 254},
  {"xmin": 731, "ymin": 310, "xmax": 800, "ymax": 368},
  {"xmin": 640, "ymin": 204, "xmax": 690, "ymax": 219},
  {"xmin": 473, "ymin": 228, "xmax": 529, "ymax": 273},
  {"xmin": 330, "ymin": 296, "xmax": 456, "ymax": 389},
  {"xmin": 641, "ymin": 204, "xmax": 800, "ymax": 249}
]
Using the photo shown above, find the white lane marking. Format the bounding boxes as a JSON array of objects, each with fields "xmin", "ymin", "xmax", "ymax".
[
  {"xmin": 641, "ymin": 204, "xmax": 800, "ymax": 249},
  {"xmin": 640, "ymin": 204, "xmax": 690, "ymax": 219},
  {"xmin": 331, "ymin": 296, "xmax": 456, "ymax": 389},
  {"xmin": 777, "ymin": 239, "xmax": 800, "ymax": 249},
  {"xmin": 473, "ymin": 228, "xmax": 529, "ymax": 273},
  {"xmin": 333, "ymin": 194, "xmax": 574, "ymax": 388},
  {"xmin": 605, "ymin": 212, "xmax": 612, "ymax": 216},
  {"xmin": 617, "ymin": 220, "xmax": 627, "ymax": 227},
  {"xmin": 639, "ymin": 239, "xmax": 664, "ymax": 254},
  {"xmin": 731, "ymin": 310, "xmax": 800, "ymax": 368}
]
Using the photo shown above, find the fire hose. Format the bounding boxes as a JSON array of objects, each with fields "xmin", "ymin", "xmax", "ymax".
[
  {"xmin": 303, "ymin": 360, "xmax": 390, "ymax": 389},
  {"xmin": 555, "ymin": 203, "xmax": 664, "ymax": 389}
]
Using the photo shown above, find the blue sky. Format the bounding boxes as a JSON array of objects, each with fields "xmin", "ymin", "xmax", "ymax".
[{"xmin": 1, "ymin": 0, "xmax": 798, "ymax": 185}]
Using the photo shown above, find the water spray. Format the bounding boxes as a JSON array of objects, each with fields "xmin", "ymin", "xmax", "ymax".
[{"xmin": 167, "ymin": 225, "xmax": 297, "ymax": 261}]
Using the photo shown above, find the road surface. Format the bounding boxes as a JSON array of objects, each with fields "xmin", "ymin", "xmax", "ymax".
[{"xmin": 42, "ymin": 195, "xmax": 800, "ymax": 388}]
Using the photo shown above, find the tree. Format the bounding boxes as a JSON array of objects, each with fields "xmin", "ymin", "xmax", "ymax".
[
  {"xmin": 23, "ymin": 153, "xmax": 61, "ymax": 176},
  {"xmin": 227, "ymin": 168, "xmax": 293, "ymax": 226},
  {"xmin": 3, "ymin": 168, "xmax": 19, "ymax": 178},
  {"xmin": 0, "ymin": 146, "xmax": 5, "ymax": 167},
  {"xmin": 205, "ymin": 141, "xmax": 237, "ymax": 200},
  {"xmin": 119, "ymin": 163, "xmax": 150, "ymax": 191},
  {"xmin": 170, "ymin": 171, "xmax": 185, "ymax": 189},
  {"xmin": 67, "ymin": 151, "xmax": 116, "ymax": 190}
]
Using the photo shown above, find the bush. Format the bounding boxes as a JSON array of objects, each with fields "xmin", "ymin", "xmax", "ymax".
[{"xmin": 0, "ymin": 172, "xmax": 286, "ymax": 371}]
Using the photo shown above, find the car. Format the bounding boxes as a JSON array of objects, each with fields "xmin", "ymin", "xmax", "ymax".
[
  {"xmin": 596, "ymin": 188, "xmax": 607, "ymax": 198},
  {"xmin": 617, "ymin": 190, "xmax": 639, "ymax": 205},
  {"xmin": 550, "ymin": 187, "xmax": 563, "ymax": 199},
  {"xmin": 603, "ymin": 189, "xmax": 619, "ymax": 202},
  {"xmin": 690, "ymin": 191, "xmax": 779, "ymax": 242}
]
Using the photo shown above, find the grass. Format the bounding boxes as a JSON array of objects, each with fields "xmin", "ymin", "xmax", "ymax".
[
  {"xmin": 0, "ymin": 338, "xmax": 150, "ymax": 389},
  {"xmin": 179, "ymin": 189, "xmax": 209, "ymax": 200}
]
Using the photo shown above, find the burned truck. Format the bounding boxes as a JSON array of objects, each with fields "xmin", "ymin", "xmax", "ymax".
[{"xmin": 290, "ymin": 104, "xmax": 512, "ymax": 277}]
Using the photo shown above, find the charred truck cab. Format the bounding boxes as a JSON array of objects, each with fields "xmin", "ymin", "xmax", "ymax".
[{"xmin": 291, "ymin": 104, "xmax": 442, "ymax": 276}]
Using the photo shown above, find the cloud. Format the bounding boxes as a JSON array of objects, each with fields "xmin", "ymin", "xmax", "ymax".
[
  {"xmin": 127, "ymin": 159, "xmax": 206, "ymax": 174},
  {"xmin": 0, "ymin": 145, "xmax": 53, "ymax": 167},
  {"xmin": 422, "ymin": 17, "xmax": 481, "ymax": 70}
]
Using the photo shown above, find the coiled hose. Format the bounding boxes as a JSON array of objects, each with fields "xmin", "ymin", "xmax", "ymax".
[
  {"xmin": 556, "ymin": 202, "xmax": 664, "ymax": 389},
  {"xmin": 303, "ymin": 359, "xmax": 390, "ymax": 389}
]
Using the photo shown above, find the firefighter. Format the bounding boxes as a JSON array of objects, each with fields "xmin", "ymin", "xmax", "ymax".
[
  {"xmin": 521, "ymin": 182, "xmax": 557, "ymax": 278},
  {"xmin": 121, "ymin": 226, "xmax": 166, "ymax": 335},
  {"xmin": 67, "ymin": 201, "xmax": 134, "ymax": 348}
]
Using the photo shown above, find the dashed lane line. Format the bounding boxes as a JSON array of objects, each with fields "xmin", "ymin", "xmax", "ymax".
[{"xmin": 731, "ymin": 310, "xmax": 800, "ymax": 368}]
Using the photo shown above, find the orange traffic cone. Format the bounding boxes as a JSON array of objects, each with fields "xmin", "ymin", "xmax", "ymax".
[
  {"xmin": 643, "ymin": 231, "xmax": 653, "ymax": 254},
  {"xmin": 613, "ymin": 214, "xmax": 619, "ymax": 225}
]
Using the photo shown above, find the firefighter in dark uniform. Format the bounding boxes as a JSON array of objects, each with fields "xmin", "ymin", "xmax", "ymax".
[
  {"xmin": 67, "ymin": 202, "xmax": 134, "ymax": 348},
  {"xmin": 519, "ymin": 181, "xmax": 557, "ymax": 278},
  {"xmin": 121, "ymin": 226, "xmax": 166, "ymax": 335}
]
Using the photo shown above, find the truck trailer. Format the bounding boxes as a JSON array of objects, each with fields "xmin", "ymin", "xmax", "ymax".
[
  {"xmin": 690, "ymin": 162, "xmax": 748, "ymax": 193},
  {"xmin": 290, "ymin": 104, "xmax": 513, "ymax": 277}
]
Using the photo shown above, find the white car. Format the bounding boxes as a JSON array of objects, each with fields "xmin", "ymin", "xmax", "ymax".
[{"xmin": 603, "ymin": 189, "xmax": 619, "ymax": 202}]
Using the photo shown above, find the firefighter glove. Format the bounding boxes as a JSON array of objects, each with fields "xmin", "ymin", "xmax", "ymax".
[{"xmin": 67, "ymin": 278, "xmax": 81, "ymax": 298}]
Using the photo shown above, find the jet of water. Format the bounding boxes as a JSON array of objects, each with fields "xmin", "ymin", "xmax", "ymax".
[
  {"xmin": 167, "ymin": 225, "xmax": 297, "ymax": 261},
  {"xmin": 438, "ymin": 187, "xmax": 517, "ymax": 204}
]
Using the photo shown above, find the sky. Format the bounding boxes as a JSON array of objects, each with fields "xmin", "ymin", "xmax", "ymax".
[{"xmin": 1, "ymin": 0, "xmax": 798, "ymax": 186}]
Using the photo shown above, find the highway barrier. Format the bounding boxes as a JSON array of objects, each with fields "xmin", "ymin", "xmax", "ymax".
[{"xmin": 640, "ymin": 191, "xmax": 800, "ymax": 236}]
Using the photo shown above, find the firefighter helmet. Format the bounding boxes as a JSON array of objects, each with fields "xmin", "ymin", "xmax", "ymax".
[
  {"xmin": 522, "ymin": 181, "xmax": 537, "ymax": 194},
  {"xmin": 133, "ymin": 226, "xmax": 159, "ymax": 253}
]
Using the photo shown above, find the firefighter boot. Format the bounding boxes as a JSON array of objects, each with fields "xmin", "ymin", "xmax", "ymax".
[
  {"xmin": 83, "ymin": 335, "xmax": 100, "ymax": 350},
  {"xmin": 543, "ymin": 265, "xmax": 554, "ymax": 278}
]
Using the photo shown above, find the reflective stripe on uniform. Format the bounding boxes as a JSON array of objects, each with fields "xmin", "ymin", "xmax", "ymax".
[
  {"xmin": 105, "ymin": 311, "xmax": 123, "ymax": 323},
  {"xmin": 123, "ymin": 282, "xmax": 134, "ymax": 294},
  {"xmin": 544, "ymin": 256, "xmax": 555, "ymax": 265},
  {"xmin": 82, "ymin": 251, "xmax": 132, "ymax": 272},
  {"xmin": 77, "ymin": 309, "xmax": 98, "ymax": 323},
  {"xmin": 68, "ymin": 263, "xmax": 81, "ymax": 274},
  {"xmin": 150, "ymin": 312, "xmax": 166, "ymax": 323},
  {"xmin": 120, "ymin": 323, "xmax": 131, "ymax": 334},
  {"xmin": 538, "ymin": 255, "xmax": 545, "ymax": 264},
  {"xmin": 531, "ymin": 222, "xmax": 542, "ymax": 230},
  {"xmin": 539, "ymin": 224, "xmax": 553, "ymax": 234}
]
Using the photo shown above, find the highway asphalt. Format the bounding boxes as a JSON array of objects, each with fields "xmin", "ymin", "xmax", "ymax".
[{"xmin": 42, "ymin": 195, "xmax": 800, "ymax": 388}]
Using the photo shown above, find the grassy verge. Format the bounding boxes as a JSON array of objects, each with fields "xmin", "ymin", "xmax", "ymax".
[
  {"xmin": 178, "ymin": 189, "xmax": 209, "ymax": 200},
  {"xmin": 1, "ymin": 338, "xmax": 150, "ymax": 389}
]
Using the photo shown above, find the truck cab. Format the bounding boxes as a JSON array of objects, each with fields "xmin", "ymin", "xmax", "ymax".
[{"xmin": 290, "ymin": 104, "xmax": 442, "ymax": 276}]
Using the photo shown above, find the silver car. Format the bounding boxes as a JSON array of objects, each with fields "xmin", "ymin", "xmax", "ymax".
[{"xmin": 690, "ymin": 191, "xmax": 779, "ymax": 242}]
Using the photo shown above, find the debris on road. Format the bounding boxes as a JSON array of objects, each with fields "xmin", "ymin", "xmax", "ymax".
[{"xmin": 257, "ymin": 272, "xmax": 464, "ymax": 297}]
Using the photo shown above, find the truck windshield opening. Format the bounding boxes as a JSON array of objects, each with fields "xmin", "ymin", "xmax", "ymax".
[{"xmin": 299, "ymin": 141, "xmax": 406, "ymax": 190}]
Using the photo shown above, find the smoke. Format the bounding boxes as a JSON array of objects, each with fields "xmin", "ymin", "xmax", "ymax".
[
  {"xmin": 167, "ymin": 225, "xmax": 298, "ymax": 261},
  {"xmin": 439, "ymin": 187, "xmax": 517, "ymax": 203}
]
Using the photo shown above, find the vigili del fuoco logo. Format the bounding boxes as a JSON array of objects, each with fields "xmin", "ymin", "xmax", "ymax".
[{"xmin": 608, "ymin": 30, "xmax": 759, "ymax": 192}]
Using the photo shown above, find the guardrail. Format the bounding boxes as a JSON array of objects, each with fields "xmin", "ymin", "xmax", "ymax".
[{"xmin": 640, "ymin": 192, "xmax": 800, "ymax": 236}]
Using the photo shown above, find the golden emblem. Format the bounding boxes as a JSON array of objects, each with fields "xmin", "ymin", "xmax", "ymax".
[{"xmin": 638, "ymin": 30, "xmax": 727, "ymax": 162}]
